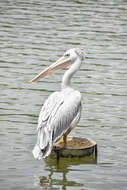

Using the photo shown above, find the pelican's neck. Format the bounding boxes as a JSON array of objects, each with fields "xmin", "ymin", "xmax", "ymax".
[{"xmin": 61, "ymin": 57, "xmax": 81, "ymax": 89}]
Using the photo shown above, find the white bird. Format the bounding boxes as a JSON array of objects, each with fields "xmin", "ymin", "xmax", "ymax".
[{"xmin": 29, "ymin": 48, "xmax": 85, "ymax": 159}]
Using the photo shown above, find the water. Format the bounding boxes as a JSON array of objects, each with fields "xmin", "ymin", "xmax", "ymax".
[{"xmin": 0, "ymin": 0, "xmax": 127, "ymax": 189}]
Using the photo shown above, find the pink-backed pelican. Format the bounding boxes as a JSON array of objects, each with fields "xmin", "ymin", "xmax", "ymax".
[{"xmin": 29, "ymin": 48, "xmax": 85, "ymax": 159}]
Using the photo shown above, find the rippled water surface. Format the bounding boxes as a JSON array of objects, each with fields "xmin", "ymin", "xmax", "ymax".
[{"xmin": 0, "ymin": 0, "xmax": 127, "ymax": 189}]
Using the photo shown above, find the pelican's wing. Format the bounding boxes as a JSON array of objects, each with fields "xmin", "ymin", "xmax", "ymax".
[{"xmin": 33, "ymin": 90, "xmax": 81, "ymax": 159}]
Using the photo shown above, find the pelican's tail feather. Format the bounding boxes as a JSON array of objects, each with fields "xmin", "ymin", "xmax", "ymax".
[{"xmin": 32, "ymin": 127, "xmax": 52, "ymax": 159}]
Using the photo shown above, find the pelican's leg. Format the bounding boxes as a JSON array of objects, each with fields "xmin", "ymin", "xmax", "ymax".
[
  {"xmin": 63, "ymin": 127, "xmax": 72, "ymax": 149},
  {"xmin": 63, "ymin": 134, "xmax": 67, "ymax": 149}
]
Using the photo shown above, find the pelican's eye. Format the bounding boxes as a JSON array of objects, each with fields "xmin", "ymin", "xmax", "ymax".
[{"xmin": 65, "ymin": 53, "xmax": 70, "ymax": 57}]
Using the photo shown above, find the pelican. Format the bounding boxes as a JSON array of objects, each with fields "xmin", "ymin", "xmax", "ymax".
[{"xmin": 29, "ymin": 48, "xmax": 85, "ymax": 159}]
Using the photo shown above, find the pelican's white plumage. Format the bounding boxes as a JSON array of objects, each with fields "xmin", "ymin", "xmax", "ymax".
[{"xmin": 30, "ymin": 48, "xmax": 85, "ymax": 159}]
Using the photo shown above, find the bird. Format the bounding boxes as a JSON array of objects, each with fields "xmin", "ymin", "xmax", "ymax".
[{"xmin": 29, "ymin": 48, "xmax": 85, "ymax": 159}]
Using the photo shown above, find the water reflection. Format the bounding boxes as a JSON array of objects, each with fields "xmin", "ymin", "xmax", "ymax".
[
  {"xmin": 38, "ymin": 155, "xmax": 97, "ymax": 190},
  {"xmin": 39, "ymin": 170, "xmax": 84, "ymax": 190}
]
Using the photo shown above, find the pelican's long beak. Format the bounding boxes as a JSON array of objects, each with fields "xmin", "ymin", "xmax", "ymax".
[{"xmin": 29, "ymin": 56, "xmax": 72, "ymax": 83}]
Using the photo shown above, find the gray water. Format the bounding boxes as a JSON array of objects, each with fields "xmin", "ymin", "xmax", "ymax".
[{"xmin": 0, "ymin": 0, "xmax": 127, "ymax": 189}]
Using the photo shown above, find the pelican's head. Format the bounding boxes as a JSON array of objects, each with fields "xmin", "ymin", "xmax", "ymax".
[
  {"xmin": 29, "ymin": 48, "xmax": 85, "ymax": 83},
  {"xmin": 63, "ymin": 48, "xmax": 85, "ymax": 62}
]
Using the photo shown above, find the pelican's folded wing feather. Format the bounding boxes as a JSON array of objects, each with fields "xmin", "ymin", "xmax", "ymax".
[{"xmin": 33, "ymin": 90, "xmax": 81, "ymax": 159}]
